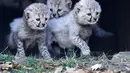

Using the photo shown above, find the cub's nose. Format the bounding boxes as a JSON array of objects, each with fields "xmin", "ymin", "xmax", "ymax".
[
  {"xmin": 42, "ymin": 23, "xmax": 45, "ymax": 27},
  {"xmin": 93, "ymin": 18, "xmax": 97, "ymax": 21},
  {"xmin": 53, "ymin": 14, "xmax": 56, "ymax": 17}
]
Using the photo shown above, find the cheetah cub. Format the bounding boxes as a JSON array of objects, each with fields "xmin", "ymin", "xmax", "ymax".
[
  {"xmin": 47, "ymin": 0, "xmax": 72, "ymax": 18},
  {"xmin": 47, "ymin": 0, "xmax": 102, "ymax": 56},
  {"xmin": 8, "ymin": 3, "xmax": 51, "ymax": 61},
  {"xmin": 8, "ymin": 0, "xmax": 72, "ymax": 58}
]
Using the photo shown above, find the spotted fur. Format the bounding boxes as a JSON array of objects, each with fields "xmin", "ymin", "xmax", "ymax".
[
  {"xmin": 8, "ymin": 3, "xmax": 51, "ymax": 61},
  {"xmin": 47, "ymin": 0, "xmax": 72, "ymax": 18},
  {"xmin": 47, "ymin": 0, "xmax": 102, "ymax": 57}
]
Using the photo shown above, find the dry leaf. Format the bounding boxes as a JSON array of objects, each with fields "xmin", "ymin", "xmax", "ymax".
[
  {"xmin": 54, "ymin": 66, "xmax": 63, "ymax": 73},
  {"xmin": 23, "ymin": 66, "xmax": 33, "ymax": 70},
  {"xmin": 64, "ymin": 67, "xmax": 75, "ymax": 73},
  {"xmin": 91, "ymin": 64, "xmax": 103, "ymax": 71},
  {"xmin": 113, "ymin": 70, "xmax": 121, "ymax": 73},
  {"xmin": 64, "ymin": 68, "xmax": 92, "ymax": 73},
  {"xmin": 64, "ymin": 66, "xmax": 92, "ymax": 73},
  {"xmin": 0, "ymin": 62, "xmax": 13, "ymax": 70},
  {"xmin": 103, "ymin": 70, "xmax": 113, "ymax": 73},
  {"xmin": 43, "ymin": 63, "xmax": 55, "ymax": 69}
]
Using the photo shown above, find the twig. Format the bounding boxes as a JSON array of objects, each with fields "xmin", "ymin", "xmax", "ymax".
[{"xmin": 0, "ymin": 46, "xmax": 9, "ymax": 54}]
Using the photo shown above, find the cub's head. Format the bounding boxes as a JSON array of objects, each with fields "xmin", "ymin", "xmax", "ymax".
[
  {"xmin": 23, "ymin": 3, "xmax": 50, "ymax": 30},
  {"xmin": 74, "ymin": 0, "xmax": 101, "ymax": 25},
  {"xmin": 47, "ymin": 0, "xmax": 72, "ymax": 18}
]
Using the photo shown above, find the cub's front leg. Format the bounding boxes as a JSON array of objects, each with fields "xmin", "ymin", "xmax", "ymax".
[
  {"xmin": 37, "ymin": 38, "xmax": 52, "ymax": 60},
  {"xmin": 70, "ymin": 35, "xmax": 90, "ymax": 56},
  {"xmin": 15, "ymin": 37, "xmax": 26, "ymax": 62}
]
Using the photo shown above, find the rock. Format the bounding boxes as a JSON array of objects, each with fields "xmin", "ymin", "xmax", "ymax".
[
  {"xmin": 112, "ymin": 51, "xmax": 130, "ymax": 62},
  {"xmin": 111, "ymin": 52, "xmax": 130, "ymax": 72}
]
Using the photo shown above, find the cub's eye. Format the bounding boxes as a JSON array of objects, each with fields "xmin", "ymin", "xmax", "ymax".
[
  {"xmin": 87, "ymin": 13, "xmax": 91, "ymax": 16},
  {"xmin": 45, "ymin": 18, "xmax": 48, "ymax": 21},
  {"xmin": 36, "ymin": 18, "xmax": 40, "ymax": 21},
  {"xmin": 57, "ymin": 9, "xmax": 62, "ymax": 12},
  {"xmin": 50, "ymin": 9, "xmax": 53, "ymax": 11},
  {"xmin": 96, "ymin": 12, "xmax": 99, "ymax": 15}
]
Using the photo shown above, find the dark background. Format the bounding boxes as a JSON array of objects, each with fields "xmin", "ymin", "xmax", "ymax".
[{"xmin": 0, "ymin": 0, "xmax": 130, "ymax": 55}]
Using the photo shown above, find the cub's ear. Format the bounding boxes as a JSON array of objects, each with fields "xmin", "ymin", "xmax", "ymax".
[
  {"xmin": 23, "ymin": 9, "xmax": 32, "ymax": 19},
  {"xmin": 75, "ymin": 5, "xmax": 82, "ymax": 14},
  {"xmin": 24, "ymin": 12, "xmax": 30, "ymax": 19},
  {"xmin": 47, "ymin": 0, "xmax": 52, "ymax": 6},
  {"xmin": 66, "ymin": 0, "xmax": 72, "ymax": 9}
]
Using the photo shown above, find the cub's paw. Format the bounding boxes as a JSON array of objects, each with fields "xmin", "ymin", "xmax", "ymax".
[
  {"xmin": 44, "ymin": 57, "xmax": 53, "ymax": 61},
  {"xmin": 13, "ymin": 57, "xmax": 27, "ymax": 64},
  {"xmin": 81, "ymin": 48, "xmax": 91, "ymax": 56},
  {"xmin": 42, "ymin": 53, "xmax": 52, "ymax": 60}
]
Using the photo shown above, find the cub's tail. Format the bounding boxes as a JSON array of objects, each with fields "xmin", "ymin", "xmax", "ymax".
[{"xmin": 93, "ymin": 24, "xmax": 114, "ymax": 37}]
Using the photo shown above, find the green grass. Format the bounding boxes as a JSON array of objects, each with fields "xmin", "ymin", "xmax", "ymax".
[
  {"xmin": 0, "ymin": 54, "xmax": 14, "ymax": 62},
  {"xmin": 0, "ymin": 53, "xmax": 110, "ymax": 73},
  {"xmin": 1, "ymin": 53, "xmax": 130, "ymax": 73},
  {"xmin": 0, "ymin": 54, "xmax": 78, "ymax": 73}
]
